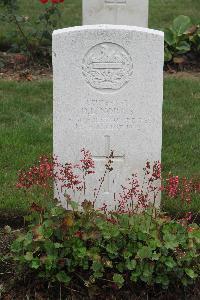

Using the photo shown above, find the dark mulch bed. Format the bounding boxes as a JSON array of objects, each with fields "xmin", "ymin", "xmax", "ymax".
[
  {"xmin": 1, "ymin": 271, "xmax": 200, "ymax": 300},
  {"xmin": 0, "ymin": 213, "xmax": 24, "ymax": 229},
  {"xmin": 164, "ymin": 52, "xmax": 200, "ymax": 74},
  {"xmin": 1, "ymin": 51, "xmax": 200, "ymax": 82},
  {"xmin": 2, "ymin": 280, "xmax": 200, "ymax": 300},
  {"xmin": 1, "ymin": 223, "xmax": 200, "ymax": 300},
  {"xmin": 0, "ymin": 52, "xmax": 52, "ymax": 81}
]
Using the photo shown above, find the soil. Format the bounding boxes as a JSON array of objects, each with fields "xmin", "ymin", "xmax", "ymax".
[
  {"xmin": 0, "ymin": 52, "xmax": 52, "ymax": 81},
  {"xmin": 0, "ymin": 212, "xmax": 24, "ymax": 229},
  {"xmin": 0, "ymin": 51, "xmax": 200, "ymax": 82},
  {"xmin": 164, "ymin": 52, "xmax": 200, "ymax": 75}
]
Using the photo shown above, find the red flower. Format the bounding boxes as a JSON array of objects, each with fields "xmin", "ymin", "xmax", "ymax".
[
  {"xmin": 80, "ymin": 149, "xmax": 95, "ymax": 175},
  {"xmin": 187, "ymin": 227, "xmax": 195, "ymax": 233},
  {"xmin": 107, "ymin": 217, "xmax": 117, "ymax": 224},
  {"xmin": 40, "ymin": 0, "xmax": 48, "ymax": 3},
  {"xmin": 74, "ymin": 231, "xmax": 82, "ymax": 238},
  {"xmin": 16, "ymin": 156, "xmax": 53, "ymax": 189}
]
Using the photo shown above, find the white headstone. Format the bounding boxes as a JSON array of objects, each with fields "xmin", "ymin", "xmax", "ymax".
[
  {"xmin": 82, "ymin": 0, "xmax": 149, "ymax": 27},
  {"xmin": 53, "ymin": 25, "xmax": 164, "ymax": 211}
]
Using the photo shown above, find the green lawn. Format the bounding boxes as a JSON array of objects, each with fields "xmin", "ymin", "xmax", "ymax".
[
  {"xmin": 1, "ymin": 0, "xmax": 200, "ymax": 46},
  {"xmin": 0, "ymin": 77, "xmax": 200, "ymax": 214},
  {"xmin": 0, "ymin": 81, "xmax": 52, "ymax": 213}
]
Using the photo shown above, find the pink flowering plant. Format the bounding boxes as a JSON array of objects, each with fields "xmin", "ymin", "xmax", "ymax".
[{"xmin": 11, "ymin": 150, "xmax": 200, "ymax": 293}]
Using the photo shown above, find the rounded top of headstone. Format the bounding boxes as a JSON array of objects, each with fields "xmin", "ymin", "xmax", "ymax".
[{"xmin": 53, "ymin": 24, "xmax": 164, "ymax": 38}]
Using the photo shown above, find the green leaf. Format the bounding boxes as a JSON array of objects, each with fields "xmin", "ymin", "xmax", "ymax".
[
  {"xmin": 44, "ymin": 255, "xmax": 57, "ymax": 271},
  {"xmin": 151, "ymin": 252, "xmax": 161, "ymax": 261},
  {"xmin": 92, "ymin": 261, "xmax": 104, "ymax": 278},
  {"xmin": 92, "ymin": 261, "xmax": 103, "ymax": 272},
  {"xmin": 137, "ymin": 246, "xmax": 152, "ymax": 259},
  {"xmin": 176, "ymin": 41, "xmax": 190, "ymax": 53},
  {"xmin": 116, "ymin": 262, "xmax": 124, "ymax": 273},
  {"xmin": 69, "ymin": 200, "xmax": 79, "ymax": 210},
  {"xmin": 189, "ymin": 229, "xmax": 200, "ymax": 243},
  {"xmin": 156, "ymin": 274, "xmax": 170, "ymax": 287},
  {"xmin": 163, "ymin": 233, "xmax": 179, "ymax": 249},
  {"xmin": 77, "ymin": 247, "xmax": 87, "ymax": 258},
  {"xmin": 43, "ymin": 227, "xmax": 53, "ymax": 239},
  {"xmin": 164, "ymin": 29, "xmax": 175, "ymax": 45},
  {"xmin": 31, "ymin": 258, "xmax": 40, "ymax": 269},
  {"xmin": 181, "ymin": 277, "xmax": 189, "ymax": 286},
  {"xmin": 126, "ymin": 259, "xmax": 137, "ymax": 270},
  {"xmin": 54, "ymin": 243, "xmax": 63, "ymax": 249},
  {"xmin": 113, "ymin": 273, "xmax": 124, "ymax": 288},
  {"xmin": 51, "ymin": 206, "xmax": 64, "ymax": 217},
  {"xmin": 123, "ymin": 250, "xmax": 132, "ymax": 259},
  {"xmin": 56, "ymin": 271, "xmax": 71, "ymax": 284},
  {"xmin": 106, "ymin": 243, "xmax": 118, "ymax": 255},
  {"xmin": 11, "ymin": 240, "xmax": 22, "ymax": 253},
  {"xmin": 172, "ymin": 15, "xmax": 191, "ymax": 36},
  {"xmin": 24, "ymin": 252, "xmax": 33, "ymax": 261},
  {"xmin": 23, "ymin": 232, "xmax": 33, "ymax": 247},
  {"xmin": 143, "ymin": 263, "xmax": 154, "ymax": 278},
  {"xmin": 164, "ymin": 257, "xmax": 176, "ymax": 269},
  {"xmin": 130, "ymin": 270, "xmax": 141, "ymax": 282},
  {"xmin": 164, "ymin": 48, "xmax": 173, "ymax": 62},
  {"xmin": 185, "ymin": 268, "xmax": 197, "ymax": 279}
]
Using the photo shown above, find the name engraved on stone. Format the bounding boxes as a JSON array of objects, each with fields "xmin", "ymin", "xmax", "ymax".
[
  {"xmin": 68, "ymin": 99, "xmax": 151, "ymax": 130},
  {"xmin": 105, "ymin": 0, "xmax": 127, "ymax": 4},
  {"xmin": 93, "ymin": 135, "xmax": 125, "ymax": 193},
  {"xmin": 72, "ymin": 116, "xmax": 150, "ymax": 130},
  {"xmin": 82, "ymin": 43, "xmax": 133, "ymax": 91}
]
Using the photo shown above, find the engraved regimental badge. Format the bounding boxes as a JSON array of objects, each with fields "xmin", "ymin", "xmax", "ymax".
[{"xmin": 82, "ymin": 42, "xmax": 133, "ymax": 91}]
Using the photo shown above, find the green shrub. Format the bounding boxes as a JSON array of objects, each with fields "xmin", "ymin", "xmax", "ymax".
[
  {"xmin": 0, "ymin": 0, "xmax": 63, "ymax": 61},
  {"xmin": 164, "ymin": 15, "xmax": 200, "ymax": 62},
  {"xmin": 11, "ymin": 201, "xmax": 200, "ymax": 290}
]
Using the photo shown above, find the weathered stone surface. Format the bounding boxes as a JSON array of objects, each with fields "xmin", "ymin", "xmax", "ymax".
[
  {"xmin": 83, "ymin": 0, "xmax": 149, "ymax": 27},
  {"xmin": 53, "ymin": 25, "xmax": 164, "ymax": 211}
]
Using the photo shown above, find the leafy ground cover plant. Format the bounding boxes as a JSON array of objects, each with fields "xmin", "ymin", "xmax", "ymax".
[
  {"xmin": 164, "ymin": 15, "xmax": 200, "ymax": 65},
  {"xmin": 8, "ymin": 150, "xmax": 200, "ymax": 296},
  {"xmin": 10, "ymin": 201, "xmax": 200, "ymax": 293}
]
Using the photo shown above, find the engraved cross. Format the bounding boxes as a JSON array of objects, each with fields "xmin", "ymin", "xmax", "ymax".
[{"xmin": 93, "ymin": 135, "xmax": 125, "ymax": 193}]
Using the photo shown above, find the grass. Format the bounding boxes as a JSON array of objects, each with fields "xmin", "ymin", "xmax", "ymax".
[
  {"xmin": 149, "ymin": 0, "xmax": 200, "ymax": 29},
  {"xmin": 0, "ymin": 77, "xmax": 199, "ymax": 214},
  {"xmin": 163, "ymin": 76, "xmax": 200, "ymax": 177},
  {"xmin": 162, "ymin": 75, "xmax": 200, "ymax": 214},
  {"xmin": 0, "ymin": 0, "xmax": 200, "ymax": 47},
  {"xmin": 0, "ymin": 80, "xmax": 52, "ymax": 213}
]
